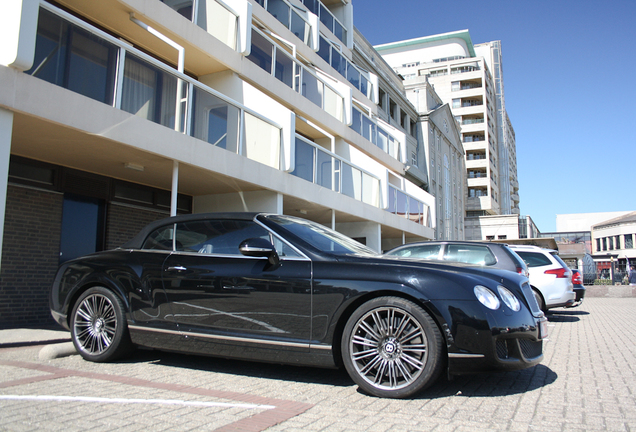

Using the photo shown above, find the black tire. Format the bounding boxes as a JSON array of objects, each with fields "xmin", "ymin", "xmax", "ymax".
[
  {"xmin": 341, "ymin": 296, "xmax": 444, "ymax": 398},
  {"xmin": 70, "ymin": 286, "xmax": 133, "ymax": 362},
  {"xmin": 533, "ymin": 288, "xmax": 547, "ymax": 314}
]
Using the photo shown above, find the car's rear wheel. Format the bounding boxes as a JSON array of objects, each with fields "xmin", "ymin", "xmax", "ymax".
[
  {"xmin": 532, "ymin": 288, "xmax": 547, "ymax": 313},
  {"xmin": 70, "ymin": 286, "xmax": 133, "ymax": 362},
  {"xmin": 341, "ymin": 296, "xmax": 444, "ymax": 398}
]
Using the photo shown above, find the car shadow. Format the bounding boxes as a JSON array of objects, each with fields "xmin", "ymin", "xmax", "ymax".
[
  {"xmin": 546, "ymin": 308, "xmax": 590, "ymax": 323},
  {"xmin": 119, "ymin": 349, "xmax": 557, "ymax": 399}
]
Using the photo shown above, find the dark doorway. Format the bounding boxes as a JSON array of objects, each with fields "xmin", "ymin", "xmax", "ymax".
[{"xmin": 59, "ymin": 194, "xmax": 105, "ymax": 264}]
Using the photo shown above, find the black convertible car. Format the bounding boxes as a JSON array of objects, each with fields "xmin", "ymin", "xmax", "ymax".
[{"xmin": 50, "ymin": 212, "xmax": 547, "ymax": 398}]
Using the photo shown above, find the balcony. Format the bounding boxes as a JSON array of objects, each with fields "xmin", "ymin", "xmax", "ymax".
[
  {"xmin": 254, "ymin": 0, "xmax": 347, "ymax": 47},
  {"xmin": 387, "ymin": 185, "xmax": 430, "ymax": 226},
  {"xmin": 292, "ymin": 135, "xmax": 380, "ymax": 207},
  {"xmin": 28, "ymin": 3, "xmax": 282, "ymax": 169},
  {"xmin": 247, "ymin": 27, "xmax": 345, "ymax": 122},
  {"xmin": 350, "ymin": 107, "xmax": 403, "ymax": 162}
]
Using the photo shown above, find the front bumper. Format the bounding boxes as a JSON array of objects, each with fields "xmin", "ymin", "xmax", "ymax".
[{"xmin": 439, "ymin": 300, "xmax": 546, "ymax": 376}]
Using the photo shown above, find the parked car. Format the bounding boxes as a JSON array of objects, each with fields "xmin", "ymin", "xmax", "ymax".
[
  {"xmin": 571, "ymin": 269, "xmax": 586, "ymax": 307},
  {"xmin": 51, "ymin": 212, "xmax": 547, "ymax": 399},
  {"xmin": 509, "ymin": 245, "xmax": 576, "ymax": 313},
  {"xmin": 385, "ymin": 241, "xmax": 529, "ymax": 277}
]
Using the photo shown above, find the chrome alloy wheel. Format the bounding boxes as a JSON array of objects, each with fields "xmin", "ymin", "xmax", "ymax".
[
  {"xmin": 349, "ymin": 306, "xmax": 428, "ymax": 391},
  {"xmin": 73, "ymin": 293, "xmax": 117, "ymax": 355}
]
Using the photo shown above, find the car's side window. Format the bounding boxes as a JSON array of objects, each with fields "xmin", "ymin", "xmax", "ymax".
[
  {"xmin": 516, "ymin": 251, "xmax": 551, "ymax": 267},
  {"xmin": 444, "ymin": 244, "xmax": 497, "ymax": 265},
  {"xmin": 174, "ymin": 220, "xmax": 270, "ymax": 255},
  {"xmin": 394, "ymin": 244, "xmax": 442, "ymax": 259},
  {"xmin": 142, "ymin": 224, "xmax": 176, "ymax": 250}
]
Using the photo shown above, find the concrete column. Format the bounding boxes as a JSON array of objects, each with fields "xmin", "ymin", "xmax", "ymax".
[{"xmin": 0, "ymin": 108, "xmax": 14, "ymax": 269}]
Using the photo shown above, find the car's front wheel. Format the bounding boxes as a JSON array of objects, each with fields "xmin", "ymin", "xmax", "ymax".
[
  {"xmin": 70, "ymin": 286, "xmax": 133, "ymax": 362},
  {"xmin": 341, "ymin": 296, "xmax": 444, "ymax": 398}
]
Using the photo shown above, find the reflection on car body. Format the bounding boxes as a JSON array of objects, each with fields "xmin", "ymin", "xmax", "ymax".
[{"xmin": 50, "ymin": 212, "xmax": 547, "ymax": 398}]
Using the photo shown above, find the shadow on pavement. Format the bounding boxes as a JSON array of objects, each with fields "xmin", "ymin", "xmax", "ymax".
[
  {"xmin": 116, "ymin": 348, "xmax": 557, "ymax": 399},
  {"xmin": 547, "ymin": 308, "xmax": 590, "ymax": 323}
]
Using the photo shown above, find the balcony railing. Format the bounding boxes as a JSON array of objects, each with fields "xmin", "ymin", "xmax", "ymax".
[
  {"xmin": 318, "ymin": 35, "xmax": 374, "ymax": 100},
  {"xmin": 292, "ymin": 135, "xmax": 380, "ymax": 207},
  {"xmin": 387, "ymin": 185, "xmax": 429, "ymax": 226},
  {"xmin": 160, "ymin": 0, "xmax": 239, "ymax": 50},
  {"xmin": 28, "ymin": 3, "xmax": 282, "ymax": 170},
  {"xmin": 350, "ymin": 107, "xmax": 402, "ymax": 161},
  {"xmin": 247, "ymin": 27, "xmax": 345, "ymax": 122}
]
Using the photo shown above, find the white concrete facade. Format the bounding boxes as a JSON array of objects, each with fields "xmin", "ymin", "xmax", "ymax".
[
  {"xmin": 376, "ymin": 30, "xmax": 521, "ymax": 240},
  {"xmin": 0, "ymin": 0, "xmax": 438, "ymax": 260}
]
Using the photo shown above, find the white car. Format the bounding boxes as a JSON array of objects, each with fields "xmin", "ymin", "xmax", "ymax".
[{"xmin": 510, "ymin": 245, "xmax": 576, "ymax": 313}]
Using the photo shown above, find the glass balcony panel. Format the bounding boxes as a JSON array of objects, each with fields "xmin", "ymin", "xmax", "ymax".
[
  {"xmin": 331, "ymin": 49, "xmax": 346, "ymax": 78},
  {"xmin": 334, "ymin": 159, "xmax": 341, "ymax": 193},
  {"xmin": 244, "ymin": 112, "xmax": 281, "ymax": 169},
  {"xmin": 196, "ymin": 0, "xmax": 238, "ymax": 49},
  {"xmin": 362, "ymin": 173, "xmax": 379, "ymax": 207},
  {"xmin": 362, "ymin": 115, "xmax": 374, "ymax": 143},
  {"xmin": 290, "ymin": 10, "xmax": 310, "ymax": 44},
  {"xmin": 323, "ymin": 85, "xmax": 343, "ymax": 122},
  {"xmin": 350, "ymin": 108, "xmax": 362, "ymax": 135},
  {"xmin": 303, "ymin": 0, "xmax": 319, "ymax": 15},
  {"xmin": 247, "ymin": 29, "xmax": 273, "ymax": 73},
  {"xmin": 333, "ymin": 20, "xmax": 345, "ymax": 43},
  {"xmin": 319, "ymin": 4, "xmax": 333, "ymax": 30},
  {"xmin": 387, "ymin": 187, "xmax": 397, "ymax": 214},
  {"xmin": 409, "ymin": 196, "xmax": 421, "ymax": 224},
  {"xmin": 360, "ymin": 75, "xmax": 369, "ymax": 98},
  {"xmin": 341, "ymin": 164, "xmax": 362, "ymax": 201},
  {"xmin": 190, "ymin": 87, "xmax": 240, "ymax": 153},
  {"xmin": 396, "ymin": 190, "xmax": 407, "ymax": 217},
  {"xmin": 317, "ymin": 36, "xmax": 330, "ymax": 64},
  {"xmin": 26, "ymin": 8, "xmax": 118, "ymax": 106},
  {"xmin": 253, "ymin": 0, "xmax": 265, "ymax": 6},
  {"xmin": 161, "ymin": 0, "xmax": 193, "ymax": 20},
  {"xmin": 291, "ymin": 139, "xmax": 315, "ymax": 182},
  {"xmin": 377, "ymin": 128, "xmax": 388, "ymax": 152},
  {"xmin": 267, "ymin": 0, "xmax": 290, "ymax": 27},
  {"xmin": 301, "ymin": 71, "xmax": 323, "ymax": 108},
  {"xmin": 121, "ymin": 54, "xmax": 178, "ymax": 129},
  {"xmin": 274, "ymin": 49, "xmax": 295, "ymax": 88},
  {"xmin": 316, "ymin": 150, "xmax": 332, "ymax": 189},
  {"xmin": 347, "ymin": 64, "xmax": 360, "ymax": 90}
]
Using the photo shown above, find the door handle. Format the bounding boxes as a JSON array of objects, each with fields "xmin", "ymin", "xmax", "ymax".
[{"xmin": 167, "ymin": 266, "xmax": 187, "ymax": 272}]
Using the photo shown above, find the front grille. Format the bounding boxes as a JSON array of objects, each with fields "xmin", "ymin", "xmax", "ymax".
[
  {"xmin": 519, "ymin": 339, "xmax": 543, "ymax": 359},
  {"xmin": 496, "ymin": 340, "xmax": 509, "ymax": 359},
  {"xmin": 496, "ymin": 338, "xmax": 543, "ymax": 362}
]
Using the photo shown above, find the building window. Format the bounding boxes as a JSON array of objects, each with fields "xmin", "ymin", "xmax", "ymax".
[
  {"xmin": 626, "ymin": 234, "xmax": 633, "ymax": 249},
  {"xmin": 378, "ymin": 88, "xmax": 387, "ymax": 112},
  {"xmin": 609, "ymin": 237, "xmax": 614, "ymax": 250},
  {"xmin": 615, "ymin": 235, "xmax": 621, "ymax": 250},
  {"xmin": 389, "ymin": 99, "xmax": 398, "ymax": 121},
  {"xmin": 602, "ymin": 238, "xmax": 607, "ymax": 251}
]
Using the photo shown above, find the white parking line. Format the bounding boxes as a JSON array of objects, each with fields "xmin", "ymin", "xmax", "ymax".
[{"xmin": 0, "ymin": 395, "xmax": 276, "ymax": 410}]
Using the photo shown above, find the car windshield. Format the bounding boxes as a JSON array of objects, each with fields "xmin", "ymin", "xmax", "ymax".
[{"xmin": 265, "ymin": 214, "xmax": 378, "ymax": 256}]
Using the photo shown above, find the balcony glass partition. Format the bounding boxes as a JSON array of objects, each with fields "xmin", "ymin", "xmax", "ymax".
[
  {"xmin": 292, "ymin": 136, "xmax": 380, "ymax": 207},
  {"xmin": 351, "ymin": 107, "xmax": 401, "ymax": 161},
  {"xmin": 248, "ymin": 28, "xmax": 344, "ymax": 122},
  {"xmin": 318, "ymin": 36, "xmax": 372, "ymax": 100},
  {"xmin": 387, "ymin": 185, "xmax": 429, "ymax": 226},
  {"xmin": 160, "ymin": 0, "xmax": 238, "ymax": 50},
  {"xmin": 28, "ymin": 4, "xmax": 282, "ymax": 170}
]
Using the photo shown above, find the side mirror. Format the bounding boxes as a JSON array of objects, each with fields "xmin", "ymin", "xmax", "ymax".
[{"xmin": 239, "ymin": 238, "xmax": 280, "ymax": 266}]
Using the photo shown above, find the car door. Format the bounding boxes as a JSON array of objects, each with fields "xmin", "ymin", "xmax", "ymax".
[{"xmin": 161, "ymin": 218, "xmax": 312, "ymax": 356}]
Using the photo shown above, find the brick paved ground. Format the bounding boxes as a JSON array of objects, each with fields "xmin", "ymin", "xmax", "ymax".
[{"xmin": 1, "ymin": 297, "xmax": 635, "ymax": 431}]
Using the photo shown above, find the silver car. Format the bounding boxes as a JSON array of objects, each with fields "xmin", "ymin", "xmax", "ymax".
[{"xmin": 510, "ymin": 245, "xmax": 576, "ymax": 313}]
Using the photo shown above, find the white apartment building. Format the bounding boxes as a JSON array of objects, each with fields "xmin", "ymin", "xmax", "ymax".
[
  {"xmin": 376, "ymin": 30, "xmax": 521, "ymax": 239},
  {"xmin": 0, "ymin": 0, "xmax": 434, "ymax": 326}
]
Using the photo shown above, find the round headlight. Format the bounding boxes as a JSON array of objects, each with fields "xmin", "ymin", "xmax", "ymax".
[
  {"xmin": 498, "ymin": 285, "xmax": 520, "ymax": 312},
  {"xmin": 474, "ymin": 285, "xmax": 500, "ymax": 310}
]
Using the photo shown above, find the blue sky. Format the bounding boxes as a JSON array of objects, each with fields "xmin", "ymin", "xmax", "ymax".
[{"xmin": 353, "ymin": 0, "xmax": 636, "ymax": 232}]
